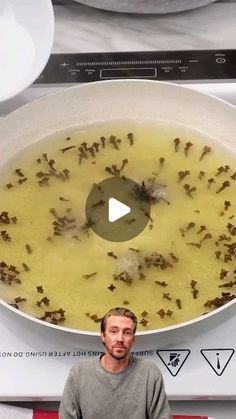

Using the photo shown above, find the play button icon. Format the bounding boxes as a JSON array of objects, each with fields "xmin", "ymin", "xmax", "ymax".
[
  {"xmin": 85, "ymin": 177, "xmax": 151, "ymax": 242},
  {"xmin": 108, "ymin": 198, "xmax": 130, "ymax": 222}
]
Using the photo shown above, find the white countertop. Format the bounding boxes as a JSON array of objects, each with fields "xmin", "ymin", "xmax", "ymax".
[{"xmin": 53, "ymin": 2, "xmax": 236, "ymax": 53}]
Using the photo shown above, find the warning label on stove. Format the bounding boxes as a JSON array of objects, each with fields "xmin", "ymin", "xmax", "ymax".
[
  {"xmin": 156, "ymin": 349, "xmax": 190, "ymax": 376},
  {"xmin": 201, "ymin": 348, "xmax": 235, "ymax": 376},
  {"xmin": 0, "ymin": 350, "xmax": 103, "ymax": 358}
]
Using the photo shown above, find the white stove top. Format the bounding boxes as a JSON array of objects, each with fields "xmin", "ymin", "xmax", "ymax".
[{"xmin": 0, "ymin": 79, "xmax": 235, "ymax": 401}]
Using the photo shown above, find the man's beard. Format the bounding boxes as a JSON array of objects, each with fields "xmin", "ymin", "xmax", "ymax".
[{"xmin": 104, "ymin": 343, "xmax": 129, "ymax": 360}]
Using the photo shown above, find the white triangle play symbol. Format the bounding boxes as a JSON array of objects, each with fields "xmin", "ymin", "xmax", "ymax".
[{"xmin": 108, "ymin": 197, "xmax": 131, "ymax": 223}]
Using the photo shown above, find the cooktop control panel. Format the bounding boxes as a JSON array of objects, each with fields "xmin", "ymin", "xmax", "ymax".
[{"xmin": 35, "ymin": 49, "xmax": 236, "ymax": 84}]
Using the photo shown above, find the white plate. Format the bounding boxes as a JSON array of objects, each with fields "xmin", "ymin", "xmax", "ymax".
[{"xmin": 0, "ymin": 0, "xmax": 54, "ymax": 102}]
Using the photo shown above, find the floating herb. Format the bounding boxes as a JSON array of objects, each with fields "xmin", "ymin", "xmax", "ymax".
[
  {"xmin": 134, "ymin": 179, "xmax": 167, "ymax": 205},
  {"xmin": 36, "ymin": 296, "xmax": 50, "ymax": 307},
  {"xmin": 219, "ymin": 280, "xmax": 236, "ymax": 288},
  {"xmin": 215, "ymin": 165, "xmax": 230, "ymax": 176},
  {"xmin": 129, "ymin": 248, "xmax": 140, "ymax": 253},
  {"xmin": 207, "ymin": 178, "xmax": 216, "ymax": 189},
  {"xmin": 100, "ymin": 136, "xmax": 106, "ymax": 148},
  {"xmin": 179, "ymin": 221, "xmax": 195, "ymax": 237},
  {"xmin": 0, "ymin": 262, "xmax": 21, "ymax": 285},
  {"xmin": 92, "ymin": 200, "xmax": 105, "ymax": 208},
  {"xmin": 78, "ymin": 148, "xmax": 88, "ymax": 164},
  {"xmin": 125, "ymin": 218, "xmax": 136, "ymax": 224},
  {"xmin": 227, "ymin": 223, "xmax": 236, "ymax": 236},
  {"xmin": 216, "ymin": 181, "xmax": 230, "ymax": 194},
  {"xmin": 169, "ymin": 253, "xmax": 179, "ymax": 263},
  {"xmin": 184, "ymin": 142, "xmax": 193, "ymax": 156},
  {"xmin": 199, "ymin": 145, "xmax": 212, "ymax": 161},
  {"xmin": 157, "ymin": 309, "xmax": 165, "ymax": 319},
  {"xmin": 38, "ymin": 177, "xmax": 50, "ymax": 187},
  {"xmin": 197, "ymin": 225, "xmax": 207, "ymax": 234},
  {"xmin": 60, "ymin": 145, "xmax": 76, "ymax": 153},
  {"xmin": 145, "ymin": 252, "xmax": 173, "ymax": 270},
  {"xmin": 107, "ymin": 251, "xmax": 117, "ymax": 259},
  {"xmin": 159, "ymin": 157, "xmax": 165, "ymax": 168},
  {"xmin": 198, "ymin": 171, "xmax": 206, "ymax": 180},
  {"xmin": 190, "ymin": 280, "xmax": 199, "ymax": 299},
  {"xmin": 224, "ymin": 201, "xmax": 231, "ymax": 211},
  {"xmin": 177, "ymin": 170, "xmax": 190, "ymax": 183},
  {"xmin": 113, "ymin": 271, "xmax": 133, "ymax": 285},
  {"xmin": 25, "ymin": 244, "xmax": 32, "ymax": 254},
  {"xmin": 109, "ymin": 135, "xmax": 119, "ymax": 150},
  {"xmin": 176, "ymin": 299, "xmax": 182, "ymax": 309},
  {"xmin": 14, "ymin": 297, "xmax": 26, "ymax": 304},
  {"xmin": 173, "ymin": 137, "xmax": 181, "ymax": 152},
  {"xmin": 22, "ymin": 263, "xmax": 30, "ymax": 272},
  {"xmin": 138, "ymin": 272, "xmax": 146, "ymax": 280},
  {"xmin": 204, "ymin": 292, "xmax": 236, "ymax": 308},
  {"xmin": 93, "ymin": 142, "xmax": 100, "ymax": 152},
  {"xmin": 224, "ymin": 254, "xmax": 232, "ymax": 263},
  {"xmin": 48, "ymin": 159, "xmax": 56, "ymax": 172},
  {"xmin": 42, "ymin": 153, "xmax": 48, "ymax": 161},
  {"xmin": 15, "ymin": 168, "xmax": 24, "ymax": 177},
  {"xmin": 215, "ymin": 250, "xmax": 221, "ymax": 259},
  {"xmin": 199, "ymin": 233, "xmax": 212, "ymax": 244},
  {"xmin": 139, "ymin": 318, "xmax": 148, "ymax": 326},
  {"xmin": 157, "ymin": 309, "xmax": 173, "ymax": 318},
  {"xmin": 59, "ymin": 196, "xmax": 70, "ymax": 202},
  {"xmin": 187, "ymin": 242, "xmax": 201, "ymax": 248},
  {"xmin": 127, "ymin": 132, "xmax": 134, "ymax": 146},
  {"xmin": 0, "ymin": 211, "xmax": 10, "ymax": 224},
  {"xmin": 219, "ymin": 269, "xmax": 229, "ymax": 280},
  {"xmin": 155, "ymin": 280, "xmax": 168, "ymax": 287},
  {"xmin": 17, "ymin": 177, "xmax": 28, "ymax": 185},
  {"xmin": 83, "ymin": 272, "xmax": 97, "ymax": 279},
  {"xmin": 184, "ymin": 184, "xmax": 196, "ymax": 197},
  {"xmin": 38, "ymin": 308, "xmax": 66, "ymax": 324},
  {"xmin": 163, "ymin": 293, "xmax": 172, "ymax": 301},
  {"xmin": 105, "ymin": 159, "xmax": 128, "ymax": 177}
]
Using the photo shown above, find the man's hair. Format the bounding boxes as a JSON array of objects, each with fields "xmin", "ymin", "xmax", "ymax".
[{"xmin": 101, "ymin": 307, "xmax": 138, "ymax": 334}]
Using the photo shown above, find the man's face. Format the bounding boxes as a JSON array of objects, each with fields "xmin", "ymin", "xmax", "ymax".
[{"xmin": 101, "ymin": 315, "xmax": 135, "ymax": 360}]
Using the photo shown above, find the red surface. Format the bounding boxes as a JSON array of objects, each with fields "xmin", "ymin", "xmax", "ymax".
[
  {"xmin": 173, "ymin": 416, "xmax": 209, "ymax": 419},
  {"xmin": 33, "ymin": 410, "xmax": 59, "ymax": 419},
  {"xmin": 32, "ymin": 411, "xmax": 209, "ymax": 419}
]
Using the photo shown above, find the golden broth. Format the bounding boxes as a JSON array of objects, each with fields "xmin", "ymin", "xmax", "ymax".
[{"xmin": 0, "ymin": 121, "xmax": 235, "ymax": 332}]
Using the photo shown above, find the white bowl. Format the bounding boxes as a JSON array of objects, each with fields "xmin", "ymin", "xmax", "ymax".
[{"xmin": 0, "ymin": 0, "xmax": 54, "ymax": 102}]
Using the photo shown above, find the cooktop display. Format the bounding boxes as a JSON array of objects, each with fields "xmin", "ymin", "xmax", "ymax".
[{"xmin": 35, "ymin": 49, "xmax": 236, "ymax": 84}]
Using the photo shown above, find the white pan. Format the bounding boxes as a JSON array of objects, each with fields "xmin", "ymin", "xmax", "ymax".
[{"xmin": 0, "ymin": 80, "xmax": 235, "ymax": 349}]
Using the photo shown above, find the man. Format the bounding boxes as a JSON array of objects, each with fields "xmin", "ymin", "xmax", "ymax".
[{"xmin": 59, "ymin": 307, "xmax": 171, "ymax": 419}]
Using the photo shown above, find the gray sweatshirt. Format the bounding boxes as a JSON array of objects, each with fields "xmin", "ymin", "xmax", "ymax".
[{"xmin": 59, "ymin": 355, "xmax": 171, "ymax": 419}]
